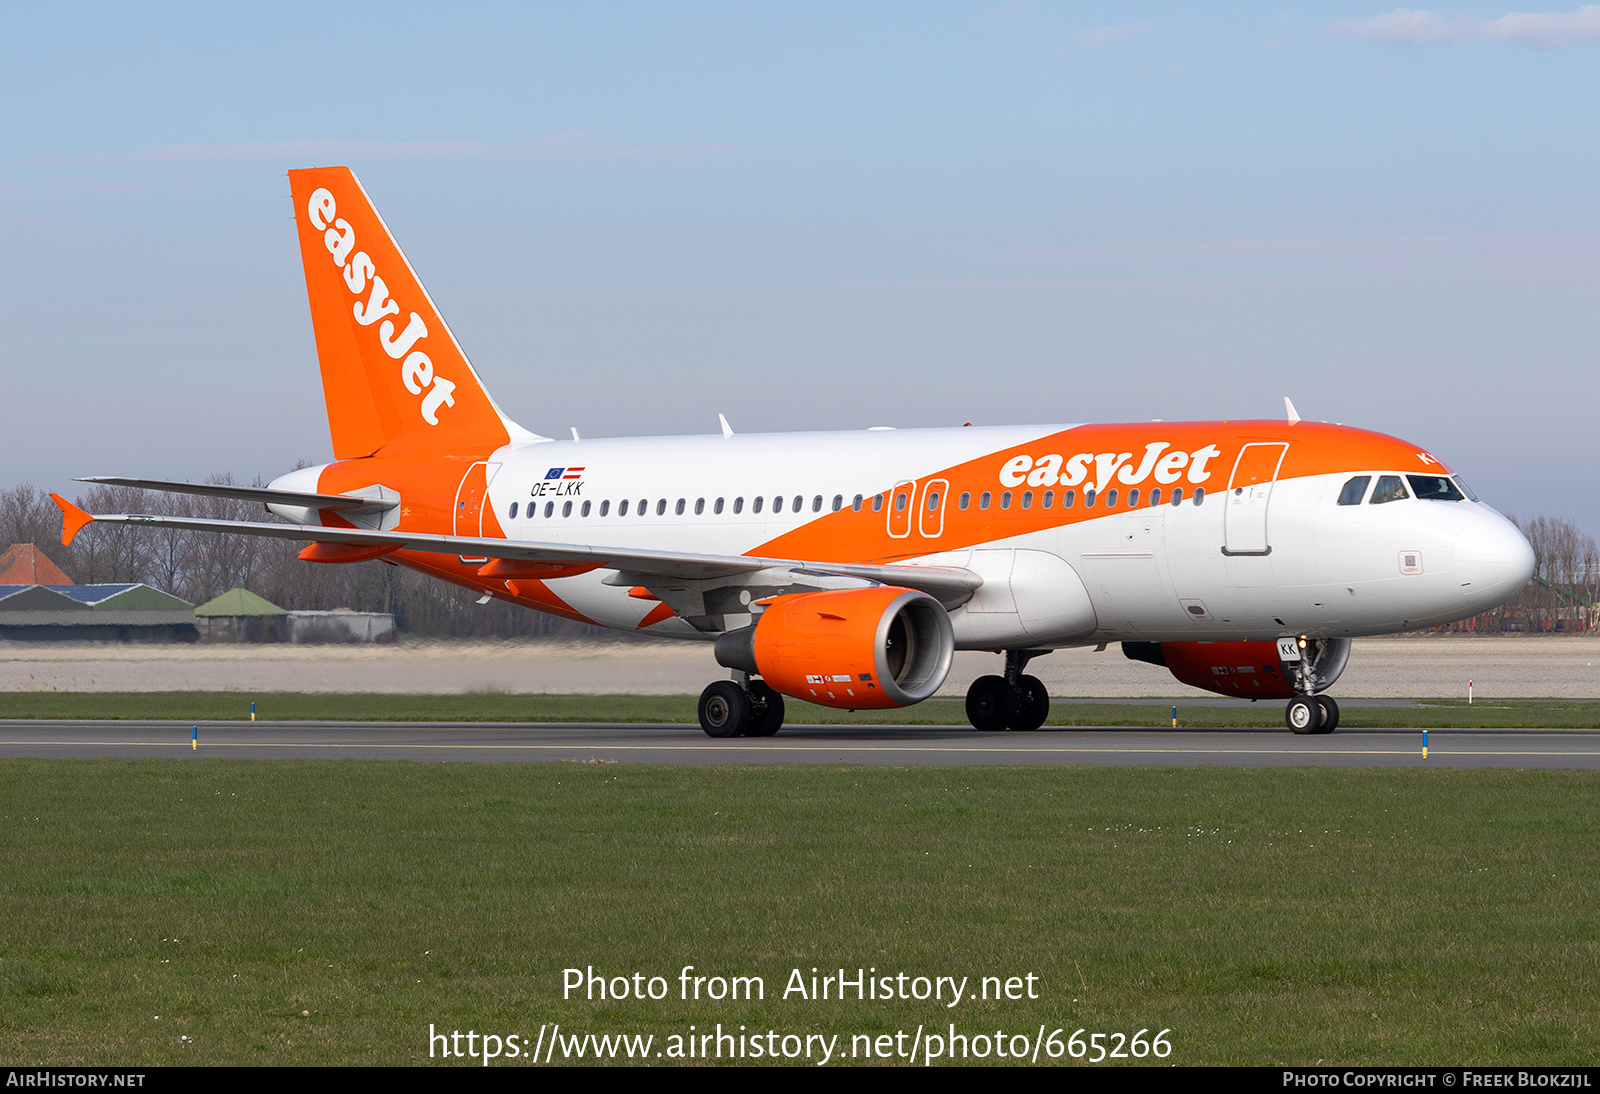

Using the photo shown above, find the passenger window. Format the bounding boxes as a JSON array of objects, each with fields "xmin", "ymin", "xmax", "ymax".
[
  {"xmin": 792, "ymin": 496, "xmax": 802, "ymax": 513},
  {"xmin": 1062, "ymin": 490, "xmax": 1075, "ymax": 509},
  {"xmin": 509, "ymin": 502, "xmax": 519, "ymax": 519},
  {"xmin": 753, "ymin": 496, "xmax": 764, "ymax": 514},
  {"xmin": 714, "ymin": 497, "xmax": 724, "ymax": 514},
  {"xmin": 1407, "ymin": 475, "xmax": 1464, "ymax": 502},
  {"xmin": 1370, "ymin": 476, "xmax": 1408, "ymax": 505},
  {"xmin": 618, "ymin": 499, "xmax": 629, "ymax": 516},
  {"xmin": 1021, "ymin": 490, "xmax": 1032, "ymax": 510},
  {"xmin": 581, "ymin": 501, "xmax": 591, "ymax": 517},
  {"xmin": 979, "ymin": 491, "xmax": 991, "ymax": 510},
  {"xmin": 600, "ymin": 500, "xmax": 609, "ymax": 517},
  {"xmin": 872, "ymin": 494, "xmax": 883, "ymax": 512},
  {"xmin": 676, "ymin": 499, "xmax": 687, "ymax": 515},
  {"xmin": 1001, "ymin": 491, "xmax": 1012, "ymax": 510},
  {"xmin": 832, "ymin": 495, "xmax": 842, "ymax": 512},
  {"xmin": 1105, "ymin": 488, "xmax": 1118, "ymax": 508},
  {"xmin": 852, "ymin": 494, "xmax": 863, "ymax": 512},
  {"xmin": 1042, "ymin": 489, "xmax": 1054, "ymax": 509},
  {"xmin": 895, "ymin": 491, "xmax": 908, "ymax": 512},
  {"xmin": 959, "ymin": 492, "xmax": 970, "ymax": 510},
  {"xmin": 1149, "ymin": 488, "xmax": 1161, "ymax": 506},
  {"xmin": 734, "ymin": 497, "xmax": 743, "ymax": 514},
  {"xmin": 694, "ymin": 498, "xmax": 705, "ymax": 515},
  {"xmin": 544, "ymin": 501, "xmax": 555, "ymax": 518},
  {"xmin": 656, "ymin": 499, "xmax": 667, "ymax": 516},
  {"xmin": 1337, "ymin": 476, "xmax": 1371, "ymax": 506},
  {"xmin": 927, "ymin": 491, "xmax": 940, "ymax": 511},
  {"xmin": 637, "ymin": 499, "xmax": 647, "ymax": 517},
  {"xmin": 1085, "ymin": 489, "xmax": 1096, "ymax": 508},
  {"xmin": 562, "ymin": 501, "xmax": 573, "ymax": 518},
  {"xmin": 1193, "ymin": 488, "xmax": 1205, "ymax": 506},
  {"xmin": 812, "ymin": 495, "xmax": 823, "ymax": 513},
  {"xmin": 1127, "ymin": 488, "xmax": 1139, "ymax": 507}
]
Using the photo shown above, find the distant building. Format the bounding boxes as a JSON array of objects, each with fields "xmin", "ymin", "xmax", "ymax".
[
  {"xmin": 194, "ymin": 587, "xmax": 394, "ymax": 643},
  {"xmin": 0, "ymin": 544, "xmax": 196, "ymax": 642}
]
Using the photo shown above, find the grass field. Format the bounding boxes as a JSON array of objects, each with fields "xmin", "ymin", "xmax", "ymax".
[
  {"xmin": 1, "ymin": 760, "xmax": 1597, "ymax": 1066},
  {"xmin": 5, "ymin": 691, "xmax": 1600, "ymax": 729}
]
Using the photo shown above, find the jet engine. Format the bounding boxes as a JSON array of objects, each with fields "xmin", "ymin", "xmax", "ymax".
[
  {"xmin": 714, "ymin": 586, "xmax": 955, "ymax": 709},
  {"xmin": 1122, "ymin": 638, "xmax": 1351, "ymax": 700}
]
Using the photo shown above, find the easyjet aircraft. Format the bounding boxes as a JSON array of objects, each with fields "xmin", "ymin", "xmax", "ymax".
[{"xmin": 52, "ymin": 167, "xmax": 1534, "ymax": 736}]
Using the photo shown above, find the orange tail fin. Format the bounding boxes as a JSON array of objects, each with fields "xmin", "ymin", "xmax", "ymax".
[{"xmin": 287, "ymin": 167, "xmax": 539, "ymax": 459}]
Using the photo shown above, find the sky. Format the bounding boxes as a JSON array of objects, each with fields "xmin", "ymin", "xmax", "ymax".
[{"xmin": 3, "ymin": 2, "xmax": 1597, "ymax": 532}]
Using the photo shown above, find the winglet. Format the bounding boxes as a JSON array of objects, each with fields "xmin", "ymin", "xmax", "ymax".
[
  {"xmin": 1284, "ymin": 396, "xmax": 1301, "ymax": 424},
  {"xmin": 50, "ymin": 493, "xmax": 94, "ymax": 547}
]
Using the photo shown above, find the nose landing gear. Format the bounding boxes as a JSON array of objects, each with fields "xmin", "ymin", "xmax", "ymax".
[{"xmin": 1284, "ymin": 637, "xmax": 1341, "ymax": 734}]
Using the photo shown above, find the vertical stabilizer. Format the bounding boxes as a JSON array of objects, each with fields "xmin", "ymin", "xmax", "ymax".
[{"xmin": 287, "ymin": 167, "xmax": 540, "ymax": 459}]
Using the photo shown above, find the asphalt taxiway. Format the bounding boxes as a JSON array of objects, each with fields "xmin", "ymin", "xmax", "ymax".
[{"xmin": 2, "ymin": 720, "xmax": 1598, "ymax": 768}]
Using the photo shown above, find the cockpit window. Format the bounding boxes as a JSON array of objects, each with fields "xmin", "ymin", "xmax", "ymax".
[
  {"xmin": 1407, "ymin": 475, "xmax": 1464, "ymax": 502},
  {"xmin": 1370, "ymin": 475, "xmax": 1409, "ymax": 505},
  {"xmin": 1337, "ymin": 476, "xmax": 1371, "ymax": 506},
  {"xmin": 1453, "ymin": 476, "xmax": 1479, "ymax": 502}
]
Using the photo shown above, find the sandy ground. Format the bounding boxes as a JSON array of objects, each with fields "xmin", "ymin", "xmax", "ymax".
[{"xmin": 0, "ymin": 635, "xmax": 1595, "ymax": 699}]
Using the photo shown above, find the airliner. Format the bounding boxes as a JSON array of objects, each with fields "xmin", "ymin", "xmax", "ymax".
[{"xmin": 51, "ymin": 167, "xmax": 1535, "ymax": 737}]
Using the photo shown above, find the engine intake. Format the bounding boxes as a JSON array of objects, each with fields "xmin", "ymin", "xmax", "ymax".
[{"xmin": 715, "ymin": 586, "xmax": 955, "ymax": 709}]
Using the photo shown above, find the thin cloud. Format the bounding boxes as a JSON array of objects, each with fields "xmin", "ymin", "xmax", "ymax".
[
  {"xmin": 1077, "ymin": 20, "xmax": 1152, "ymax": 45},
  {"xmin": 22, "ymin": 133, "xmax": 778, "ymax": 168},
  {"xmin": 1328, "ymin": 5, "xmax": 1600, "ymax": 48}
]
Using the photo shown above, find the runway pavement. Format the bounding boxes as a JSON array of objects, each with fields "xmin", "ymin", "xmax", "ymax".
[{"xmin": 3, "ymin": 720, "xmax": 1599, "ymax": 768}]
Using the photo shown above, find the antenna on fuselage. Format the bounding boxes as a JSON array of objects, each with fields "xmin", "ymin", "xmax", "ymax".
[
  {"xmin": 1284, "ymin": 397, "xmax": 1301, "ymax": 424},
  {"xmin": 719, "ymin": 413, "xmax": 734, "ymax": 439},
  {"xmin": 571, "ymin": 427, "xmax": 581, "ymax": 442}
]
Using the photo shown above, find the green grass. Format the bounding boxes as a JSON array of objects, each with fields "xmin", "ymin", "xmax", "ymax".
[
  {"xmin": 4, "ymin": 691, "xmax": 1600, "ymax": 729},
  {"xmin": 0, "ymin": 761, "xmax": 1597, "ymax": 1066}
]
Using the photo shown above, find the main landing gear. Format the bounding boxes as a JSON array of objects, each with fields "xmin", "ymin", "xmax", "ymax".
[
  {"xmin": 697, "ymin": 674, "xmax": 786, "ymax": 738},
  {"xmin": 965, "ymin": 649, "xmax": 1051, "ymax": 732}
]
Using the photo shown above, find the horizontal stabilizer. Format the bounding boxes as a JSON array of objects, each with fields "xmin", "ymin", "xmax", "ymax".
[{"xmin": 76, "ymin": 477, "xmax": 397, "ymax": 513}]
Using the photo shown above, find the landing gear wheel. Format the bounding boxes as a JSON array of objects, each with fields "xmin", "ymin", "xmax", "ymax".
[
  {"xmin": 1286, "ymin": 695, "xmax": 1322, "ymax": 734},
  {"xmin": 966, "ymin": 675, "xmax": 1017, "ymax": 731},
  {"xmin": 699, "ymin": 680, "xmax": 752, "ymax": 738},
  {"xmin": 1315, "ymin": 696, "xmax": 1340, "ymax": 734},
  {"xmin": 1011, "ymin": 675, "xmax": 1050, "ymax": 732},
  {"xmin": 745, "ymin": 680, "xmax": 785, "ymax": 737}
]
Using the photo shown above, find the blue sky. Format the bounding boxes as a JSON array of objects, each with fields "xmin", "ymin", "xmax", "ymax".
[{"xmin": 3, "ymin": 2, "xmax": 1597, "ymax": 531}]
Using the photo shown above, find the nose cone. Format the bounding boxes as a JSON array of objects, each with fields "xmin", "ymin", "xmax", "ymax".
[{"xmin": 1456, "ymin": 512, "xmax": 1535, "ymax": 613}]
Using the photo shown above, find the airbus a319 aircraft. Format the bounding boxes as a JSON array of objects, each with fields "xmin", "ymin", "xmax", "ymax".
[{"xmin": 52, "ymin": 168, "xmax": 1535, "ymax": 736}]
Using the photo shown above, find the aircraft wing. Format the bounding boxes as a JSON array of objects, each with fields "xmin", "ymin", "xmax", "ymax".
[{"xmin": 50, "ymin": 497, "xmax": 982, "ymax": 602}]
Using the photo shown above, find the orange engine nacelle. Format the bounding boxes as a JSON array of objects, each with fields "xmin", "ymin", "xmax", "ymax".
[
  {"xmin": 714, "ymin": 586, "xmax": 955, "ymax": 709},
  {"xmin": 1122, "ymin": 639, "xmax": 1350, "ymax": 699}
]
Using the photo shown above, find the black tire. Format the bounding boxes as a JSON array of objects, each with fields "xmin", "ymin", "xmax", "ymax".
[
  {"xmin": 1315, "ymin": 696, "xmax": 1340, "ymax": 734},
  {"xmin": 1011, "ymin": 675, "xmax": 1050, "ymax": 731},
  {"xmin": 699, "ymin": 680, "xmax": 751, "ymax": 738},
  {"xmin": 966, "ymin": 675, "xmax": 1017, "ymax": 732},
  {"xmin": 745, "ymin": 680, "xmax": 785, "ymax": 737},
  {"xmin": 1285, "ymin": 695, "xmax": 1321, "ymax": 734}
]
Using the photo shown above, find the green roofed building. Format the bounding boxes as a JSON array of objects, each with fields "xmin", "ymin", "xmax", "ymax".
[
  {"xmin": 194, "ymin": 587, "xmax": 290, "ymax": 642},
  {"xmin": 194, "ymin": 588, "xmax": 394, "ymax": 643}
]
